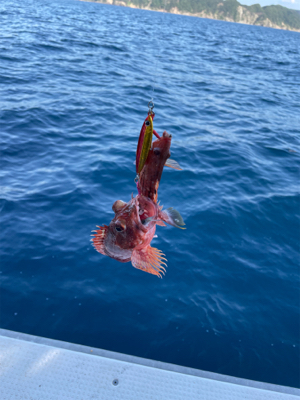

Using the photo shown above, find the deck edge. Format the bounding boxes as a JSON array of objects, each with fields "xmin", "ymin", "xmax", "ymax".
[{"xmin": 0, "ymin": 328, "xmax": 299, "ymax": 395}]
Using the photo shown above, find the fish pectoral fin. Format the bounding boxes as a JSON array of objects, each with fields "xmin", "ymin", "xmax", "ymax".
[
  {"xmin": 131, "ymin": 247, "xmax": 167, "ymax": 278},
  {"xmin": 159, "ymin": 207, "xmax": 186, "ymax": 229},
  {"xmin": 156, "ymin": 220, "xmax": 166, "ymax": 227},
  {"xmin": 165, "ymin": 158, "xmax": 182, "ymax": 170},
  {"xmin": 91, "ymin": 225, "xmax": 108, "ymax": 255}
]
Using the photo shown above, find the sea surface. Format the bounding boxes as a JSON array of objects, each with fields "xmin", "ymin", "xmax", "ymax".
[{"xmin": 1, "ymin": 0, "xmax": 299, "ymax": 388}]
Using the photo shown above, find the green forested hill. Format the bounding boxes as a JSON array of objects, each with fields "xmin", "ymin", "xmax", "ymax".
[
  {"xmin": 96, "ymin": 0, "xmax": 300, "ymax": 31},
  {"xmin": 262, "ymin": 4, "xmax": 300, "ymax": 29}
]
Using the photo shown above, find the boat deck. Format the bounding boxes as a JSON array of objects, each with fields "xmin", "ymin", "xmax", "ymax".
[{"xmin": 0, "ymin": 329, "xmax": 299, "ymax": 400}]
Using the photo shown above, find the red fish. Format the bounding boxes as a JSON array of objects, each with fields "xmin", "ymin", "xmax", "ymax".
[
  {"xmin": 138, "ymin": 130, "xmax": 182, "ymax": 203},
  {"xmin": 92, "ymin": 123, "xmax": 185, "ymax": 277}
]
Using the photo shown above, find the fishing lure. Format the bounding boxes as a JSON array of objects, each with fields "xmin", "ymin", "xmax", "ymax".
[{"xmin": 136, "ymin": 113, "xmax": 154, "ymax": 174}]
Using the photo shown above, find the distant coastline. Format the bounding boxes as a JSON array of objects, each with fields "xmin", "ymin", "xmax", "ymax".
[{"xmin": 80, "ymin": 0, "xmax": 300, "ymax": 32}]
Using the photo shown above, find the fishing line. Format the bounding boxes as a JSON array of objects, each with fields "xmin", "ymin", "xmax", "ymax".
[{"xmin": 148, "ymin": 0, "xmax": 168, "ymax": 107}]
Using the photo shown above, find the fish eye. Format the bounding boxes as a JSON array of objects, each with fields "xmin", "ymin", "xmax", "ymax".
[
  {"xmin": 115, "ymin": 225, "xmax": 124, "ymax": 232},
  {"xmin": 153, "ymin": 148, "xmax": 160, "ymax": 156},
  {"xmin": 145, "ymin": 121, "xmax": 150, "ymax": 126}
]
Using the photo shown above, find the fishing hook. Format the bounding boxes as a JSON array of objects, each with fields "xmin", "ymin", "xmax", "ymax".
[{"xmin": 148, "ymin": 99, "xmax": 154, "ymax": 114}]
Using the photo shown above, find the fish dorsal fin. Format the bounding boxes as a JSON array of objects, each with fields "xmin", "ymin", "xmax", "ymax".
[
  {"xmin": 131, "ymin": 246, "xmax": 167, "ymax": 278},
  {"xmin": 159, "ymin": 207, "xmax": 186, "ymax": 229},
  {"xmin": 91, "ymin": 225, "xmax": 108, "ymax": 255},
  {"xmin": 165, "ymin": 159, "xmax": 182, "ymax": 170}
]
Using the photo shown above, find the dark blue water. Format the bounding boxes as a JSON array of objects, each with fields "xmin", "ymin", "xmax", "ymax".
[{"xmin": 1, "ymin": 0, "xmax": 299, "ymax": 388}]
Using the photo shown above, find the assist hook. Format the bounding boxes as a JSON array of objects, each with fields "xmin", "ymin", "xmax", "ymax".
[{"xmin": 148, "ymin": 99, "xmax": 154, "ymax": 114}]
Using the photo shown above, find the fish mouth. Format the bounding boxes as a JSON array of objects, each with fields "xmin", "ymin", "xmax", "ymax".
[
  {"xmin": 134, "ymin": 197, "xmax": 147, "ymax": 232},
  {"xmin": 134, "ymin": 196, "xmax": 156, "ymax": 231}
]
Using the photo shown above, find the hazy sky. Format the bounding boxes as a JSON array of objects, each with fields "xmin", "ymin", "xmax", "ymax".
[{"xmin": 240, "ymin": 0, "xmax": 300, "ymax": 10}]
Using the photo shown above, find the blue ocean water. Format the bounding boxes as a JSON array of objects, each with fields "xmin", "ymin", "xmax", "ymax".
[{"xmin": 1, "ymin": 0, "xmax": 300, "ymax": 388}]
